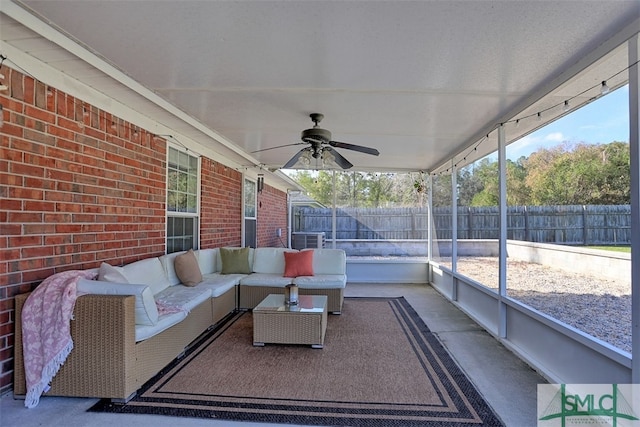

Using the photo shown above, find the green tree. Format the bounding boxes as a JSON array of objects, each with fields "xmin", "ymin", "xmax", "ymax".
[
  {"xmin": 506, "ymin": 157, "xmax": 530, "ymax": 206},
  {"xmin": 523, "ymin": 144, "xmax": 566, "ymax": 204},
  {"xmin": 432, "ymin": 174, "xmax": 453, "ymax": 207},
  {"xmin": 525, "ymin": 142, "xmax": 630, "ymax": 205},
  {"xmin": 288, "ymin": 140, "xmax": 629, "ymax": 208},
  {"xmin": 290, "ymin": 171, "xmax": 334, "ymax": 206},
  {"xmin": 462, "ymin": 158, "xmax": 531, "ymax": 207},
  {"xmin": 457, "ymin": 165, "xmax": 485, "ymax": 206},
  {"xmin": 596, "ymin": 141, "xmax": 630, "ymax": 204},
  {"xmin": 363, "ymin": 172, "xmax": 396, "ymax": 207},
  {"xmin": 468, "ymin": 159, "xmax": 499, "ymax": 206},
  {"xmin": 335, "ymin": 171, "xmax": 367, "ymax": 207},
  {"xmin": 392, "ymin": 172, "xmax": 425, "ymax": 206}
]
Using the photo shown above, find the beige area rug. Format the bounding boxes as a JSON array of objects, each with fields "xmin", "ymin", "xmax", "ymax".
[{"xmin": 90, "ymin": 297, "xmax": 504, "ymax": 426}]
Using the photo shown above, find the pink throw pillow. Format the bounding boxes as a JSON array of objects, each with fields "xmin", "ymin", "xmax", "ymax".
[{"xmin": 283, "ymin": 251, "xmax": 314, "ymax": 278}]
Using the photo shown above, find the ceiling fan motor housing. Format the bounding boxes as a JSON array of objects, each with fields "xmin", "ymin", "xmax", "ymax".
[{"xmin": 301, "ymin": 127, "xmax": 332, "ymax": 143}]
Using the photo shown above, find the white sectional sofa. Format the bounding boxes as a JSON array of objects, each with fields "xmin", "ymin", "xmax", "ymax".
[{"xmin": 14, "ymin": 247, "xmax": 346, "ymax": 402}]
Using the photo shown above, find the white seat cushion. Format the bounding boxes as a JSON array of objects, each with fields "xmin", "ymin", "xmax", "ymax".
[
  {"xmin": 153, "ymin": 285, "xmax": 211, "ymax": 312},
  {"xmin": 239, "ymin": 273, "xmax": 294, "ymax": 287},
  {"xmin": 135, "ymin": 311, "xmax": 187, "ymax": 342},
  {"xmin": 293, "ymin": 274, "xmax": 347, "ymax": 289},
  {"xmin": 199, "ymin": 273, "xmax": 243, "ymax": 297}
]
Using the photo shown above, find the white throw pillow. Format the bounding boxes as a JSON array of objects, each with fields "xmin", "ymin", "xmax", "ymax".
[
  {"xmin": 98, "ymin": 262, "xmax": 128, "ymax": 283},
  {"xmin": 76, "ymin": 278, "xmax": 159, "ymax": 326}
]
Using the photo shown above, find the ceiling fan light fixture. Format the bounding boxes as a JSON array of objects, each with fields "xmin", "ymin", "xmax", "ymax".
[
  {"xmin": 322, "ymin": 149, "xmax": 335, "ymax": 168},
  {"xmin": 282, "ymin": 147, "xmax": 314, "ymax": 169},
  {"xmin": 301, "ymin": 149, "xmax": 312, "ymax": 166}
]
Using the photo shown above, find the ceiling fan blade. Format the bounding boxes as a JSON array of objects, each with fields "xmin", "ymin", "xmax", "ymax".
[
  {"xmin": 324, "ymin": 147, "xmax": 353, "ymax": 169},
  {"xmin": 328, "ymin": 140, "xmax": 380, "ymax": 156},
  {"xmin": 251, "ymin": 142, "xmax": 305, "ymax": 154},
  {"xmin": 282, "ymin": 148, "xmax": 309, "ymax": 169}
]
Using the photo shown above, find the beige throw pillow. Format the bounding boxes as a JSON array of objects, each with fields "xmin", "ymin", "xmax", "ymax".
[{"xmin": 174, "ymin": 249, "xmax": 203, "ymax": 286}]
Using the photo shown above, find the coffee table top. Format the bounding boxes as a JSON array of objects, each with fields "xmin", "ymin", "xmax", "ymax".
[{"xmin": 254, "ymin": 294, "xmax": 327, "ymax": 314}]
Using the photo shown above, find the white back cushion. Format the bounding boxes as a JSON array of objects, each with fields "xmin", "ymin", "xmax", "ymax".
[
  {"xmin": 195, "ymin": 248, "xmax": 218, "ymax": 275},
  {"xmin": 98, "ymin": 262, "xmax": 128, "ymax": 283},
  {"xmin": 77, "ymin": 278, "xmax": 159, "ymax": 326},
  {"xmin": 121, "ymin": 257, "xmax": 171, "ymax": 295},
  {"xmin": 252, "ymin": 248, "xmax": 291, "ymax": 274},
  {"xmin": 158, "ymin": 251, "xmax": 186, "ymax": 286},
  {"xmin": 304, "ymin": 249, "xmax": 347, "ymax": 275}
]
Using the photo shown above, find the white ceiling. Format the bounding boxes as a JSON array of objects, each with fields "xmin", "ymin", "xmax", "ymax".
[{"xmin": 2, "ymin": 1, "xmax": 639, "ymax": 174}]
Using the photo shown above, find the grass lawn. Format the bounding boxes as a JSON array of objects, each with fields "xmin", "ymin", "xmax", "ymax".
[{"xmin": 586, "ymin": 246, "xmax": 631, "ymax": 253}]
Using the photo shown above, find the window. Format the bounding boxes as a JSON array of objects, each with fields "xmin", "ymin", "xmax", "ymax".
[
  {"xmin": 244, "ymin": 178, "xmax": 257, "ymax": 248},
  {"xmin": 244, "ymin": 178, "xmax": 257, "ymax": 218},
  {"xmin": 167, "ymin": 146, "xmax": 199, "ymax": 253}
]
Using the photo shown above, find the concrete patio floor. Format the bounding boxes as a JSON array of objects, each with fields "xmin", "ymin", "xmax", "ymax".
[{"xmin": 0, "ymin": 283, "xmax": 546, "ymax": 427}]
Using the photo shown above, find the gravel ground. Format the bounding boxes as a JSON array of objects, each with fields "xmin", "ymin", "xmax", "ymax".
[{"xmin": 436, "ymin": 257, "xmax": 632, "ymax": 353}]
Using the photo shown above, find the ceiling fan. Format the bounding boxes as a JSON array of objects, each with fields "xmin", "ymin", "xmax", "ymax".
[{"xmin": 253, "ymin": 113, "xmax": 380, "ymax": 169}]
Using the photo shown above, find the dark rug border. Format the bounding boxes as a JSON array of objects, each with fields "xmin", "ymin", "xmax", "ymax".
[{"xmin": 89, "ymin": 297, "xmax": 504, "ymax": 426}]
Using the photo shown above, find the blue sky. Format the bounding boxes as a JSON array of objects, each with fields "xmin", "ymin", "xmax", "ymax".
[{"xmin": 506, "ymin": 85, "xmax": 630, "ymax": 159}]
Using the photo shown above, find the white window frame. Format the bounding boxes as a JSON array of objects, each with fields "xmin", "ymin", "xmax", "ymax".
[
  {"xmin": 166, "ymin": 145, "xmax": 201, "ymax": 253},
  {"xmin": 243, "ymin": 176, "xmax": 257, "ymax": 248}
]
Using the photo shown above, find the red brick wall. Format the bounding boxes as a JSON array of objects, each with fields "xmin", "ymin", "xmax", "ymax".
[
  {"xmin": 257, "ymin": 184, "xmax": 288, "ymax": 248},
  {"xmin": 0, "ymin": 68, "xmax": 168, "ymax": 393},
  {"xmin": 0, "ymin": 67, "xmax": 286, "ymax": 394},
  {"xmin": 200, "ymin": 157, "xmax": 243, "ymax": 248}
]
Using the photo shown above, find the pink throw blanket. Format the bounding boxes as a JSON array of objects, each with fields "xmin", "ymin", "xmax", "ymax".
[{"xmin": 21, "ymin": 270, "xmax": 96, "ymax": 408}]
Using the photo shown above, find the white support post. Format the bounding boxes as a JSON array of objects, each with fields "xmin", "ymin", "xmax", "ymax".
[
  {"xmin": 428, "ymin": 174, "xmax": 433, "ymax": 262},
  {"xmin": 498, "ymin": 124, "xmax": 508, "ymax": 339},
  {"xmin": 629, "ymin": 33, "xmax": 640, "ymax": 384},
  {"xmin": 287, "ymin": 192, "xmax": 292, "ymax": 248},
  {"xmin": 451, "ymin": 162, "xmax": 458, "ymax": 271},
  {"xmin": 332, "ymin": 171, "xmax": 337, "ymax": 249},
  {"xmin": 451, "ymin": 161, "xmax": 458, "ymax": 300}
]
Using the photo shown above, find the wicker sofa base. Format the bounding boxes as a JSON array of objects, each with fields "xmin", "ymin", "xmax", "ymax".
[
  {"xmin": 212, "ymin": 286, "xmax": 237, "ymax": 325},
  {"xmin": 14, "ymin": 292, "xmax": 214, "ymax": 401},
  {"xmin": 238, "ymin": 285, "xmax": 344, "ymax": 313}
]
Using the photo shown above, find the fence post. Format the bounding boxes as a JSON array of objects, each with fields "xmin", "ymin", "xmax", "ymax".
[
  {"xmin": 582, "ymin": 205, "xmax": 588, "ymax": 246},
  {"xmin": 524, "ymin": 206, "xmax": 530, "ymax": 242},
  {"xmin": 411, "ymin": 210, "xmax": 416, "ymax": 239}
]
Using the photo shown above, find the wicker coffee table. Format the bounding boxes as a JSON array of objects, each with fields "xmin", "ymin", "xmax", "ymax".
[{"xmin": 253, "ymin": 294, "xmax": 328, "ymax": 348}]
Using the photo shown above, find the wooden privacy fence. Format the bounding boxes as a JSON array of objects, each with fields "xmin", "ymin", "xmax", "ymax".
[{"xmin": 294, "ymin": 205, "xmax": 632, "ymax": 245}]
